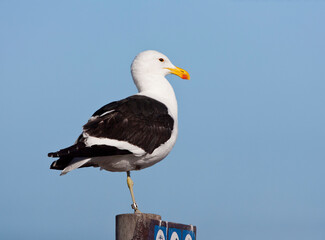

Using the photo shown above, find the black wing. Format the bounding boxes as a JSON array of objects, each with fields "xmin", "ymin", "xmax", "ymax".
[
  {"xmin": 83, "ymin": 95, "xmax": 174, "ymax": 154},
  {"xmin": 48, "ymin": 95, "xmax": 174, "ymax": 170},
  {"xmin": 48, "ymin": 138, "xmax": 132, "ymax": 170}
]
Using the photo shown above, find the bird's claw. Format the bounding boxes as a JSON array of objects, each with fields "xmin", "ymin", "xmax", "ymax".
[{"xmin": 131, "ymin": 203, "xmax": 141, "ymax": 213}]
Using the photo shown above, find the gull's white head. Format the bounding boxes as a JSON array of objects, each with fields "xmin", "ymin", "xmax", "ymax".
[
  {"xmin": 131, "ymin": 50, "xmax": 189, "ymax": 117},
  {"xmin": 131, "ymin": 50, "xmax": 190, "ymax": 91}
]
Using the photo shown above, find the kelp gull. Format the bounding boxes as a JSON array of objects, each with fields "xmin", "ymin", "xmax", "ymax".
[{"xmin": 48, "ymin": 50, "xmax": 190, "ymax": 212}]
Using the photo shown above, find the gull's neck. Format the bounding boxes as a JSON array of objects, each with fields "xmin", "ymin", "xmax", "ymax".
[{"xmin": 132, "ymin": 73, "xmax": 178, "ymax": 120}]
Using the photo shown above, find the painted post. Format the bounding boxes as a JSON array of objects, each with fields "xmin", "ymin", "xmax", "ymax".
[{"xmin": 116, "ymin": 213, "xmax": 196, "ymax": 240}]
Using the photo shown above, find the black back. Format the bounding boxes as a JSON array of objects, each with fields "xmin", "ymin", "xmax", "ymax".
[
  {"xmin": 84, "ymin": 95, "xmax": 174, "ymax": 154},
  {"xmin": 49, "ymin": 95, "xmax": 174, "ymax": 170}
]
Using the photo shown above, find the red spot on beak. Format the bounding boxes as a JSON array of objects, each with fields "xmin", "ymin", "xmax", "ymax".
[{"xmin": 182, "ymin": 74, "xmax": 189, "ymax": 79}]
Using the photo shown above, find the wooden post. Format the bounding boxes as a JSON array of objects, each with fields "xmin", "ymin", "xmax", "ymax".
[
  {"xmin": 116, "ymin": 213, "xmax": 161, "ymax": 240},
  {"xmin": 116, "ymin": 213, "xmax": 196, "ymax": 240}
]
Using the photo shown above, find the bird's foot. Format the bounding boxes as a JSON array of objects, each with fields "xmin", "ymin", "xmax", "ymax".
[{"xmin": 131, "ymin": 203, "xmax": 141, "ymax": 213}]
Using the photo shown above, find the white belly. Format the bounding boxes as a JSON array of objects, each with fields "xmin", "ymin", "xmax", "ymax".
[{"xmin": 91, "ymin": 127, "xmax": 178, "ymax": 172}]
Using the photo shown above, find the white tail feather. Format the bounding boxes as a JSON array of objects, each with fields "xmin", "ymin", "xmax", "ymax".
[{"xmin": 60, "ymin": 158, "xmax": 91, "ymax": 176}]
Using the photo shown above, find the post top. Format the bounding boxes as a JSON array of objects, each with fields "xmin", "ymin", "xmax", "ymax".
[{"xmin": 116, "ymin": 213, "xmax": 161, "ymax": 220}]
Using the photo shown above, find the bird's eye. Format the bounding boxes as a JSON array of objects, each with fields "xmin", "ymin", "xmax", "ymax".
[{"xmin": 159, "ymin": 58, "xmax": 164, "ymax": 62}]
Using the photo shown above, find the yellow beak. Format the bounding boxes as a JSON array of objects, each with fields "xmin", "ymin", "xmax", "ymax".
[{"xmin": 167, "ymin": 66, "xmax": 190, "ymax": 80}]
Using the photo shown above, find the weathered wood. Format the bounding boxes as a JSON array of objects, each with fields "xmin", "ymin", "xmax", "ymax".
[
  {"xmin": 116, "ymin": 213, "xmax": 161, "ymax": 240},
  {"xmin": 116, "ymin": 213, "xmax": 196, "ymax": 240}
]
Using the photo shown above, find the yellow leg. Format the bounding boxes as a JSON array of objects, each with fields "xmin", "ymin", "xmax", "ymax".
[{"xmin": 127, "ymin": 171, "xmax": 141, "ymax": 213}]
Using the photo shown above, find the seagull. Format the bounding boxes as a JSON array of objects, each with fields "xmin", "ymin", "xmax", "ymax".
[{"xmin": 48, "ymin": 50, "xmax": 190, "ymax": 213}]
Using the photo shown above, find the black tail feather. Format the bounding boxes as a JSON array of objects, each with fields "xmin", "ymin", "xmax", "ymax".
[
  {"xmin": 50, "ymin": 156, "xmax": 73, "ymax": 170},
  {"xmin": 48, "ymin": 142, "xmax": 132, "ymax": 170},
  {"xmin": 48, "ymin": 142, "xmax": 86, "ymax": 158},
  {"xmin": 48, "ymin": 142, "xmax": 86, "ymax": 170}
]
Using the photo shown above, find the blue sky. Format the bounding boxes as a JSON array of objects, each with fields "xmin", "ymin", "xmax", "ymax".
[{"xmin": 1, "ymin": 1, "xmax": 324, "ymax": 239}]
